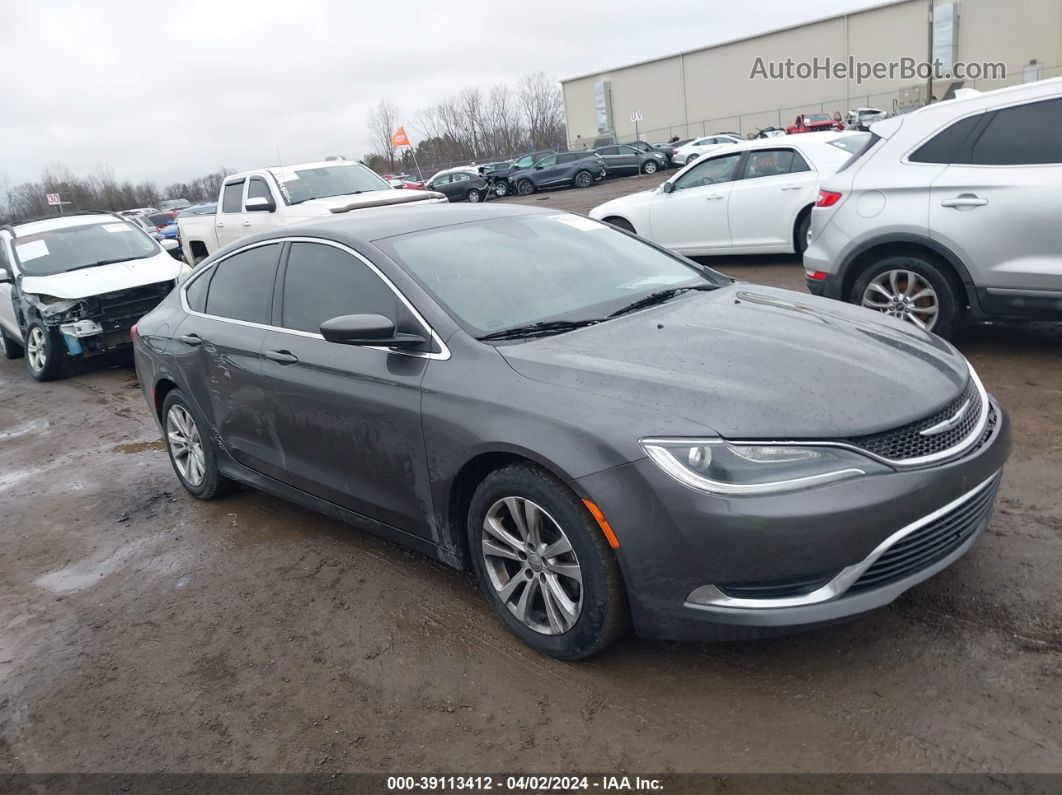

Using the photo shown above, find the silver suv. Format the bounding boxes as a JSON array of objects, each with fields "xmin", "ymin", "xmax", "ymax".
[{"xmin": 803, "ymin": 77, "xmax": 1062, "ymax": 338}]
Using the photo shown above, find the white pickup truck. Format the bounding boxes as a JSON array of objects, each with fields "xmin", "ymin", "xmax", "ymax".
[{"xmin": 178, "ymin": 159, "xmax": 445, "ymax": 264}]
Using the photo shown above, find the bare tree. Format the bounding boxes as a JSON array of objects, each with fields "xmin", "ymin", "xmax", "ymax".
[
  {"xmin": 517, "ymin": 72, "xmax": 565, "ymax": 149},
  {"xmin": 367, "ymin": 99, "xmax": 401, "ymax": 171}
]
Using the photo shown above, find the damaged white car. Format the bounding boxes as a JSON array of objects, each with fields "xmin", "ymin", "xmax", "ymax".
[{"xmin": 0, "ymin": 212, "xmax": 187, "ymax": 381}]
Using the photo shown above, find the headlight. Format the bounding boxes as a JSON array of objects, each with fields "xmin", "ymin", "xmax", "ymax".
[{"xmin": 639, "ymin": 437, "xmax": 891, "ymax": 496}]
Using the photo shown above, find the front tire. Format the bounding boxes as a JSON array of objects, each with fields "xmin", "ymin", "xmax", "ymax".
[
  {"xmin": 642, "ymin": 160, "xmax": 658, "ymax": 175},
  {"xmin": 517, "ymin": 179, "xmax": 535, "ymax": 196},
  {"xmin": 161, "ymin": 389, "xmax": 236, "ymax": 500},
  {"xmin": 850, "ymin": 253, "xmax": 963, "ymax": 338},
  {"xmin": 24, "ymin": 321, "xmax": 66, "ymax": 381},
  {"xmin": 494, "ymin": 181, "xmax": 510, "ymax": 197},
  {"xmin": 1, "ymin": 327, "xmax": 24, "ymax": 359},
  {"xmin": 467, "ymin": 463, "xmax": 629, "ymax": 660},
  {"xmin": 573, "ymin": 170, "xmax": 593, "ymax": 188},
  {"xmin": 466, "ymin": 188, "xmax": 482, "ymax": 203}
]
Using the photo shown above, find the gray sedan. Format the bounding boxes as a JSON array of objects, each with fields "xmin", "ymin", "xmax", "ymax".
[{"xmin": 132, "ymin": 204, "xmax": 1010, "ymax": 659}]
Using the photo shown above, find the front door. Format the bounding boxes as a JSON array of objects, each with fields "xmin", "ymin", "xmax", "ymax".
[
  {"xmin": 258, "ymin": 240, "xmax": 434, "ymax": 539},
  {"xmin": 173, "ymin": 241, "xmax": 282, "ymax": 473},
  {"xmin": 648, "ymin": 151, "xmax": 743, "ymax": 253},
  {"xmin": 214, "ymin": 178, "xmax": 248, "ymax": 249}
]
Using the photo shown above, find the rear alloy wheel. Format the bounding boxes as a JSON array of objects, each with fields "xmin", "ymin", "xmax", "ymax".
[
  {"xmin": 573, "ymin": 170, "xmax": 593, "ymax": 188},
  {"xmin": 517, "ymin": 179, "xmax": 535, "ymax": 196},
  {"xmin": 642, "ymin": 160, "xmax": 658, "ymax": 174},
  {"xmin": 162, "ymin": 389, "xmax": 235, "ymax": 500},
  {"xmin": 1, "ymin": 327, "xmax": 24, "ymax": 360},
  {"xmin": 468, "ymin": 463, "xmax": 629, "ymax": 660},
  {"xmin": 25, "ymin": 321, "xmax": 66, "ymax": 381},
  {"xmin": 851, "ymin": 254, "xmax": 962, "ymax": 337},
  {"xmin": 466, "ymin": 188, "xmax": 482, "ymax": 203}
]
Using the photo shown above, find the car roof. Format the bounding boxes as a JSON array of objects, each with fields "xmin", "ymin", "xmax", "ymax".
[
  {"xmin": 12, "ymin": 213, "xmax": 123, "ymax": 235},
  {"xmin": 257, "ymin": 203, "xmax": 558, "ymax": 245}
]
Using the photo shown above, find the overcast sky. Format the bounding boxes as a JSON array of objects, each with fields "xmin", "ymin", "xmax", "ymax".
[{"xmin": 2, "ymin": 0, "xmax": 882, "ymax": 188}]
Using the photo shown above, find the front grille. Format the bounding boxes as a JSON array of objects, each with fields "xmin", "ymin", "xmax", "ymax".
[
  {"xmin": 93, "ymin": 281, "xmax": 173, "ymax": 332},
  {"xmin": 840, "ymin": 378, "xmax": 982, "ymax": 462},
  {"xmin": 847, "ymin": 475, "xmax": 1000, "ymax": 594}
]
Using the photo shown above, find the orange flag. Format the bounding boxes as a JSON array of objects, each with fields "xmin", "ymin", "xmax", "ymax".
[{"xmin": 391, "ymin": 127, "xmax": 410, "ymax": 147}]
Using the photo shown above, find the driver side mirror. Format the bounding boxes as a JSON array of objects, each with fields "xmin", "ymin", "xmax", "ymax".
[
  {"xmin": 661, "ymin": 181, "xmax": 675, "ymax": 194},
  {"xmin": 320, "ymin": 314, "xmax": 427, "ymax": 349},
  {"xmin": 245, "ymin": 196, "xmax": 276, "ymax": 213},
  {"xmin": 0, "ymin": 267, "xmax": 10, "ymax": 284}
]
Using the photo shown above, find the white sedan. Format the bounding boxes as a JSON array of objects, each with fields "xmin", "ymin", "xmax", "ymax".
[
  {"xmin": 588, "ymin": 132, "xmax": 868, "ymax": 257},
  {"xmin": 671, "ymin": 134, "xmax": 743, "ymax": 165}
]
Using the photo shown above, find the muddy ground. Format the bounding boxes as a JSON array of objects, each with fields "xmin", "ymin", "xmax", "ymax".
[{"xmin": 1, "ymin": 173, "xmax": 1060, "ymax": 774}]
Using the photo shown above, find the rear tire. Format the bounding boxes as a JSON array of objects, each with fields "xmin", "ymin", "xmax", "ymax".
[
  {"xmin": 467, "ymin": 463, "xmax": 629, "ymax": 660},
  {"xmin": 466, "ymin": 188, "xmax": 482, "ymax": 203},
  {"xmin": 161, "ymin": 388, "xmax": 236, "ymax": 500},
  {"xmin": 573, "ymin": 170, "xmax": 593, "ymax": 188},
  {"xmin": 850, "ymin": 253, "xmax": 963, "ymax": 338},
  {"xmin": 1, "ymin": 327, "xmax": 24, "ymax": 359},
  {"xmin": 517, "ymin": 179, "xmax": 535, "ymax": 196},
  {"xmin": 794, "ymin": 211, "xmax": 811, "ymax": 256},
  {"xmin": 24, "ymin": 321, "xmax": 66, "ymax": 381}
]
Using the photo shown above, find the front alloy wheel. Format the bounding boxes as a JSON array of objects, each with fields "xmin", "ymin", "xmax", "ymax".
[
  {"xmin": 861, "ymin": 270, "xmax": 940, "ymax": 331},
  {"xmin": 494, "ymin": 181, "xmax": 510, "ymax": 197},
  {"xmin": 482, "ymin": 496, "xmax": 583, "ymax": 635},
  {"xmin": 517, "ymin": 179, "xmax": 535, "ymax": 196},
  {"xmin": 24, "ymin": 321, "xmax": 65, "ymax": 381},
  {"xmin": 643, "ymin": 160, "xmax": 658, "ymax": 174}
]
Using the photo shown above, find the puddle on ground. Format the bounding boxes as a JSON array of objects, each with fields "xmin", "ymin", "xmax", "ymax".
[
  {"xmin": 0, "ymin": 419, "xmax": 50, "ymax": 440},
  {"xmin": 110, "ymin": 439, "xmax": 166, "ymax": 454},
  {"xmin": 33, "ymin": 537, "xmax": 158, "ymax": 595}
]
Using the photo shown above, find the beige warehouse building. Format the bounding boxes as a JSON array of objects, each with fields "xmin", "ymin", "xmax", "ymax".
[{"xmin": 561, "ymin": 0, "xmax": 1062, "ymax": 146}]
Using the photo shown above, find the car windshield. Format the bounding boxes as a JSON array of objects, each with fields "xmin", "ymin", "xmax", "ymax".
[
  {"xmin": 376, "ymin": 214, "xmax": 726, "ymax": 337},
  {"xmin": 806, "ymin": 114, "xmax": 831, "ymax": 123},
  {"xmin": 13, "ymin": 221, "xmax": 158, "ymax": 276},
  {"xmin": 269, "ymin": 164, "xmax": 391, "ymax": 205},
  {"xmin": 827, "ymin": 132, "xmax": 872, "ymax": 154}
]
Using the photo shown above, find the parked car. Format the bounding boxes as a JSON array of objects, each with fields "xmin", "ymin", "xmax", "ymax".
[
  {"xmin": 845, "ymin": 107, "xmax": 887, "ymax": 130},
  {"xmin": 133, "ymin": 203, "xmax": 1010, "ymax": 660},
  {"xmin": 621, "ymin": 140, "xmax": 675, "ymax": 166},
  {"xmin": 805, "ymin": 76, "xmax": 1062, "ymax": 338},
  {"xmin": 159, "ymin": 198, "xmax": 191, "ymax": 212},
  {"xmin": 672, "ymin": 134, "xmax": 743, "ymax": 165},
  {"xmin": 424, "ymin": 169, "xmax": 490, "ymax": 203},
  {"xmin": 119, "ymin": 207, "xmax": 160, "ymax": 217},
  {"xmin": 593, "ymin": 144, "xmax": 667, "ymax": 176},
  {"xmin": 589, "ymin": 132, "xmax": 865, "ymax": 256},
  {"xmin": 787, "ymin": 113, "xmax": 845, "ymax": 134},
  {"xmin": 0, "ymin": 212, "xmax": 186, "ymax": 380},
  {"xmin": 477, "ymin": 161, "xmax": 515, "ymax": 196},
  {"xmin": 508, "ymin": 151, "xmax": 606, "ymax": 195},
  {"xmin": 177, "ymin": 159, "xmax": 445, "ymax": 264},
  {"xmin": 144, "ymin": 211, "xmax": 177, "ymax": 232},
  {"xmin": 127, "ymin": 214, "xmax": 163, "ymax": 240}
]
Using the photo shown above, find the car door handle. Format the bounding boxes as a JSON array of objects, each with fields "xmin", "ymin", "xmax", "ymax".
[
  {"xmin": 781, "ymin": 185, "xmax": 803, "ymax": 191},
  {"xmin": 705, "ymin": 195, "xmax": 724, "ymax": 200},
  {"xmin": 242, "ymin": 221, "xmax": 252, "ymax": 227},
  {"xmin": 941, "ymin": 194, "xmax": 988, "ymax": 208},
  {"xmin": 264, "ymin": 349, "xmax": 299, "ymax": 365},
  {"xmin": 177, "ymin": 333, "xmax": 202, "ymax": 347}
]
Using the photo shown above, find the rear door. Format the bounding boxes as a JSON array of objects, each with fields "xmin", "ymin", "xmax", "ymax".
[
  {"xmin": 647, "ymin": 151, "xmax": 743, "ymax": 253},
  {"xmin": 214, "ymin": 178, "xmax": 247, "ymax": 248},
  {"xmin": 727, "ymin": 147, "xmax": 818, "ymax": 250},
  {"xmin": 927, "ymin": 97, "xmax": 1062, "ymax": 301},
  {"xmin": 173, "ymin": 241, "xmax": 282, "ymax": 473},
  {"xmin": 258, "ymin": 240, "xmax": 435, "ymax": 538}
]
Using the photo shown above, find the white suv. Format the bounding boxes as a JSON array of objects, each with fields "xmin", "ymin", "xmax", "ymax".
[{"xmin": 804, "ymin": 77, "xmax": 1062, "ymax": 338}]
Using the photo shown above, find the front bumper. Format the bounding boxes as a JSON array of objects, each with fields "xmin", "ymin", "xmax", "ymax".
[{"xmin": 572, "ymin": 400, "xmax": 1011, "ymax": 641}]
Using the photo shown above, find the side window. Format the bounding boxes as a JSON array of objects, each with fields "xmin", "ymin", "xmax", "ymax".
[
  {"xmin": 673, "ymin": 153, "xmax": 743, "ymax": 191},
  {"xmin": 246, "ymin": 177, "xmax": 273, "ymax": 203},
  {"xmin": 184, "ymin": 270, "xmax": 211, "ymax": 313},
  {"xmin": 282, "ymin": 243, "xmax": 398, "ymax": 334},
  {"xmin": 515, "ymin": 155, "xmax": 533, "ymax": 168},
  {"xmin": 538, "ymin": 155, "xmax": 557, "ymax": 168},
  {"xmin": 221, "ymin": 180, "xmax": 245, "ymax": 213},
  {"xmin": 204, "ymin": 243, "xmax": 280, "ymax": 323},
  {"xmin": 909, "ymin": 114, "xmax": 983, "ymax": 164},
  {"xmin": 789, "ymin": 151, "xmax": 811, "ymax": 172},
  {"xmin": 598, "ymin": 147, "xmax": 617, "ymax": 156},
  {"xmin": 558, "ymin": 153, "xmax": 579, "ymax": 164},
  {"xmin": 970, "ymin": 98, "xmax": 1062, "ymax": 165},
  {"xmin": 452, "ymin": 173, "xmax": 470, "ymax": 183},
  {"xmin": 742, "ymin": 149, "xmax": 797, "ymax": 179}
]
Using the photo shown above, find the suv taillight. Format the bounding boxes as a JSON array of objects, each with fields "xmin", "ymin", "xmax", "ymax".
[{"xmin": 816, "ymin": 189, "xmax": 842, "ymax": 208}]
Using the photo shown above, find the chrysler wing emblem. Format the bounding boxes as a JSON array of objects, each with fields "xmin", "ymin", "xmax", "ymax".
[{"xmin": 920, "ymin": 399, "xmax": 971, "ymax": 436}]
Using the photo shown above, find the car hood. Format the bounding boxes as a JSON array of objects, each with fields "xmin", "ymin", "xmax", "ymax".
[
  {"xmin": 498, "ymin": 285, "xmax": 969, "ymax": 439},
  {"xmin": 285, "ymin": 189, "xmax": 445, "ymax": 217},
  {"xmin": 20, "ymin": 250, "xmax": 186, "ymax": 299}
]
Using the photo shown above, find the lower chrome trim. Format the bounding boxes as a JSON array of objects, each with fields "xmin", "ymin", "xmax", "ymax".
[{"xmin": 685, "ymin": 470, "xmax": 1001, "ymax": 610}]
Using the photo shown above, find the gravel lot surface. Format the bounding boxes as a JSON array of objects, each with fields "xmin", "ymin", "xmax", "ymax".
[{"xmin": 1, "ymin": 173, "xmax": 1060, "ymax": 774}]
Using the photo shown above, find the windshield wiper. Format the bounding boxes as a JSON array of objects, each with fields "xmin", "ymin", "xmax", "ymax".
[
  {"xmin": 291, "ymin": 190, "xmax": 369, "ymax": 205},
  {"xmin": 608, "ymin": 284, "xmax": 720, "ymax": 318},
  {"xmin": 478, "ymin": 319, "xmax": 603, "ymax": 341},
  {"xmin": 65, "ymin": 257, "xmax": 147, "ymax": 272}
]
